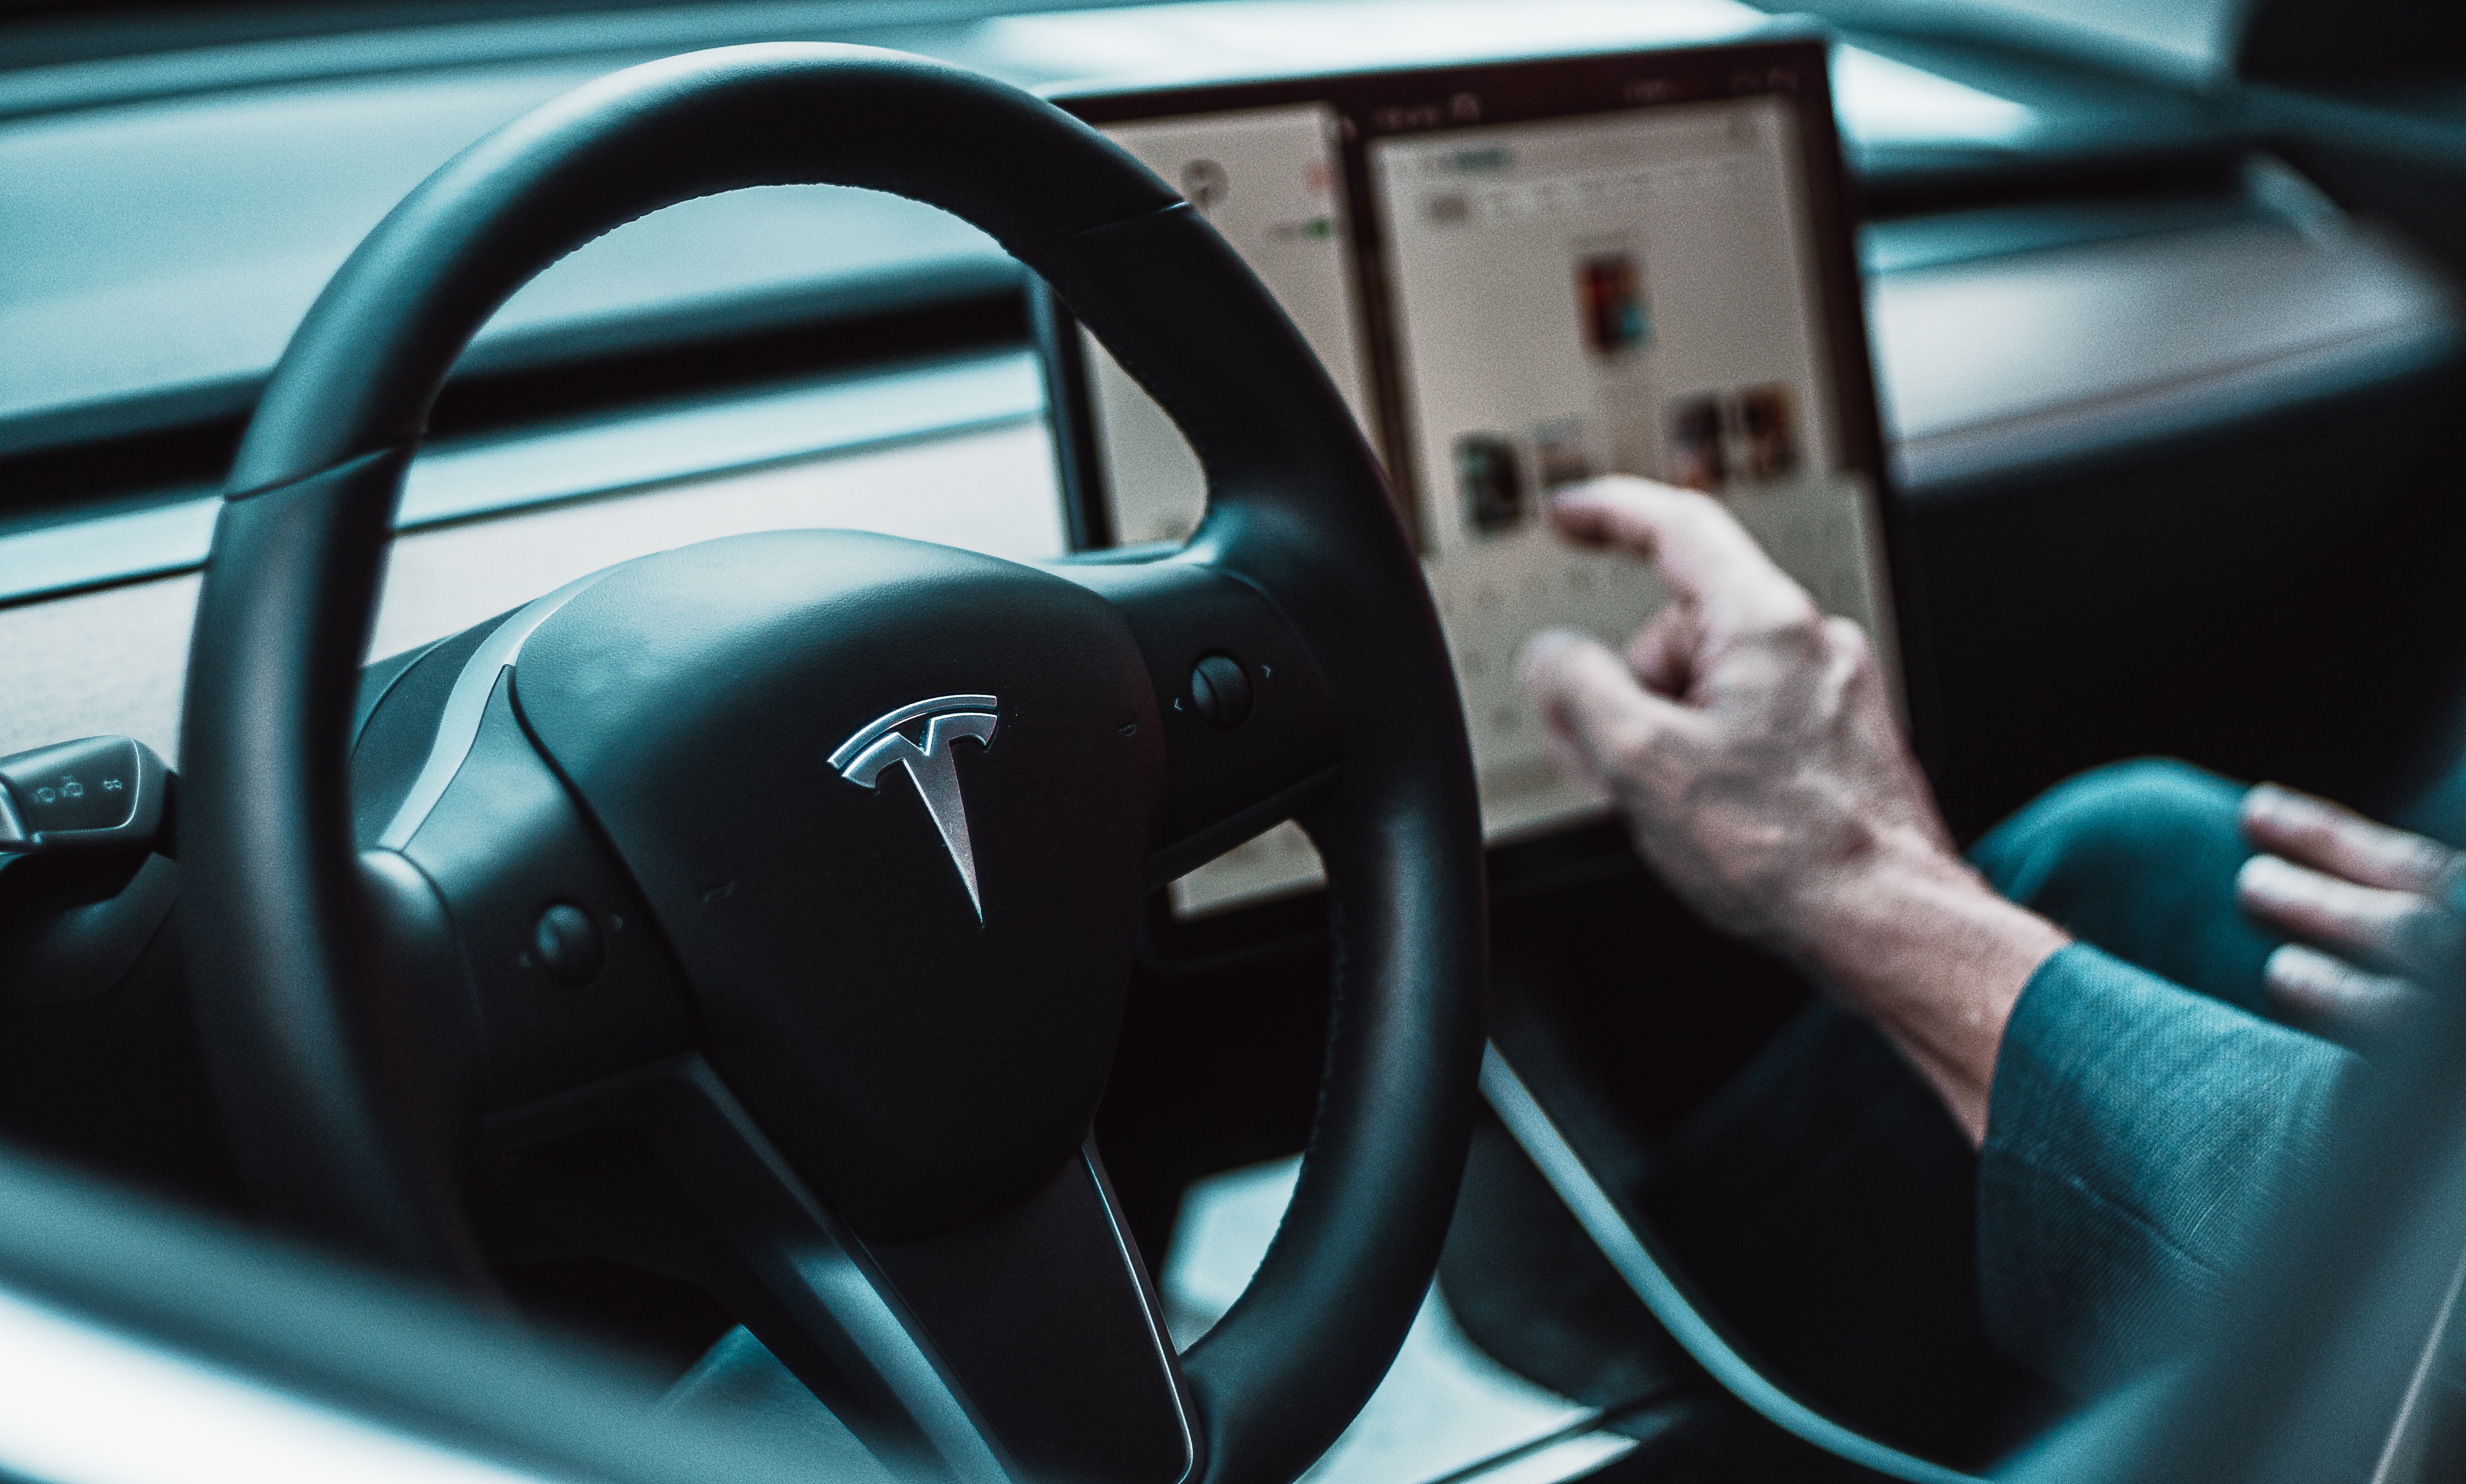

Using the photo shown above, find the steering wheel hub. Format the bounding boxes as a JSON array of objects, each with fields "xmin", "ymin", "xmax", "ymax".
[{"xmin": 513, "ymin": 530, "xmax": 1162, "ymax": 1239}]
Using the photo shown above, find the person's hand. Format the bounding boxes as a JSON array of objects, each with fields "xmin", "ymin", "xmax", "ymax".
[
  {"xmin": 1515, "ymin": 477, "xmax": 1949, "ymax": 956},
  {"xmin": 2237, "ymin": 785, "xmax": 2464, "ymax": 1042},
  {"xmin": 1516, "ymin": 476, "xmax": 2068, "ymax": 1144}
]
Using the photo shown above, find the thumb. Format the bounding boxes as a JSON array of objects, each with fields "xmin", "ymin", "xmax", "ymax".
[{"xmin": 1519, "ymin": 629, "xmax": 1703, "ymax": 799}]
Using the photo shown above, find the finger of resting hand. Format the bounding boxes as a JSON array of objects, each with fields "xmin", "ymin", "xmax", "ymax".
[
  {"xmin": 1550, "ymin": 477, "xmax": 1815, "ymax": 639},
  {"xmin": 2242, "ymin": 783, "xmax": 2460, "ymax": 896},
  {"xmin": 2237, "ymin": 853, "xmax": 2457, "ymax": 977},
  {"xmin": 2263, "ymin": 942, "xmax": 2420, "ymax": 1041},
  {"xmin": 1520, "ymin": 628, "xmax": 1703, "ymax": 782}
]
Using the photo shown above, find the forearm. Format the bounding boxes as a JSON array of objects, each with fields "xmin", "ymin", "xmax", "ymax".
[{"xmin": 1789, "ymin": 833, "xmax": 2071, "ymax": 1145}]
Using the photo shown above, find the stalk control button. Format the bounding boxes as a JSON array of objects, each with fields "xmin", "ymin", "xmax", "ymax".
[{"xmin": 0, "ymin": 736, "xmax": 167, "ymax": 855}]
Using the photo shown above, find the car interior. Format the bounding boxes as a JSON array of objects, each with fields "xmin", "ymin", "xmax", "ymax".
[{"xmin": 6, "ymin": 0, "xmax": 2466, "ymax": 1481}]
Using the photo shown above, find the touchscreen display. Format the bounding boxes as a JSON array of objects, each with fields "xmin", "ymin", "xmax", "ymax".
[
  {"xmin": 1061, "ymin": 53, "xmax": 1894, "ymax": 917},
  {"xmin": 1372, "ymin": 98, "xmax": 1897, "ymax": 852}
]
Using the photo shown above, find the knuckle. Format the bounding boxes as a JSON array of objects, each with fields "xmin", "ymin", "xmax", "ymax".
[
  {"xmin": 1822, "ymin": 616, "xmax": 1873, "ymax": 670},
  {"xmin": 1758, "ymin": 601, "xmax": 1826, "ymax": 652},
  {"xmin": 2399, "ymin": 836, "xmax": 2461, "ymax": 891},
  {"xmin": 1755, "ymin": 609, "xmax": 1835, "ymax": 665}
]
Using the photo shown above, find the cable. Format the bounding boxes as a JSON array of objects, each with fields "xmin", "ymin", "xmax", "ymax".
[{"xmin": 1479, "ymin": 1046, "xmax": 1985, "ymax": 1484}]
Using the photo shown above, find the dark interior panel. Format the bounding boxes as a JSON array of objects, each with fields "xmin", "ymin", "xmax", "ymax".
[
  {"xmin": 2259, "ymin": 93, "xmax": 2466, "ymax": 283},
  {"xmin": 1904, "ymin": 358, "xmax": 2466, "ymax": 842},
  {"xmin": 2242, "ymin": 0, "xmax": 2466, "ymax": 80}
]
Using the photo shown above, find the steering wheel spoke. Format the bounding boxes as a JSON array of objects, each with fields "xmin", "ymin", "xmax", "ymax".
[
  {"xmin": 480, "ymin": 1055, "xmax": 1194, "ymax": 1484},
  {"xmin": 1051, "ymin": 556, "xmax": 1343, "ymax": 887},
  {"xmin": 358, "ymin": 649, "xmax": 704, "ymax": 1114}
]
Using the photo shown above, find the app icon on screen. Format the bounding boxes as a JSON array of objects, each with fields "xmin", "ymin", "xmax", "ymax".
[
  {"xmin": 1456, "ymin": 433, "xmax": 1527, "ymax": 533},
  {"xmin": 1179, "ymin": 158, "xmax": 1231, "ymax": 211},
  {"xmin": 1729, "ymin": 383, "xmax": 1801, "ymax": 482},
  {"xmin": 1665, "ymin": 394, "xmax": 1726, "ymax": 490},
  {"xmin": 1576, "ymin": 251, "xmax": 1649, "ymax": 356}
]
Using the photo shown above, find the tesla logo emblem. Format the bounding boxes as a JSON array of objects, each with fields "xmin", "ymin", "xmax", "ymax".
[{"xmin": 829, "ymin": 695, "xmax": 1000, "ymax": 921}]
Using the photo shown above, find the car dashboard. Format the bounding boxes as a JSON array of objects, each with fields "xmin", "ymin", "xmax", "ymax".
[{"xmin": 5, "ymin": 1, "xmax": 2466, "ymax": 1482}]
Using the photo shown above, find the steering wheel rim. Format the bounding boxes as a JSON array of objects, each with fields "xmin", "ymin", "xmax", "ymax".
[{"xmin": 179, "ymin": 43, "xmax": 1486, "ymax": 1484}]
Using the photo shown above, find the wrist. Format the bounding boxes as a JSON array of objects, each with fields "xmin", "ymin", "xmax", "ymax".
[
  {"xmin": 1778, "ymin": 825, "xmax": 1970, "ymax": 967},
  {"xmin": 1785, "ymin": 831, "xmax": 2071, "ymax": 1144}
]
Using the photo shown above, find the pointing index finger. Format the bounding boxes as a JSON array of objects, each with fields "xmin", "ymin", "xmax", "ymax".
[{"xmin": 1549, "ymin": 476, "xmax": 1815, "ymax": 639}]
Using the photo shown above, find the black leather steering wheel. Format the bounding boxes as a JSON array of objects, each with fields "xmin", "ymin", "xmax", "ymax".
[{"xmin": 177, "ymin": 42, "xmax": 1485, "ymax": 1484}]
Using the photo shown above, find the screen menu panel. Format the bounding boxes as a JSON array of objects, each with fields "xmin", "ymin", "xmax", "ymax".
[
  {"xmin": 1079, "ymin": 103, "xmax": 1375, "ymax": 547},
  {"xmin": 1377, "ymin": 99, "xmax": 1839, "ymax": 554},
  {"xmin": 1058, "ymin": 48, "xmax": 1893, "ymax": 917}
]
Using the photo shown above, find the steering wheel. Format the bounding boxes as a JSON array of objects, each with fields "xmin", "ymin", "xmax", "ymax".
[{"xmin": 176, "ymin": 43, "xmax": 1485, "ymax": 1484}]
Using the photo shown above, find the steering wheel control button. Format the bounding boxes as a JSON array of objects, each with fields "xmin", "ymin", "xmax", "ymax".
[
  {"xmin": 1188, "ymin": 653, "xmax": 1253, "ymax": 729},
  {"xmin": 530, "ymin": 903, "xmax": 604, "ymax": 987},
  {"xmin": 0, "ymin": 736, "xmax": 167, "ymax": 855}
]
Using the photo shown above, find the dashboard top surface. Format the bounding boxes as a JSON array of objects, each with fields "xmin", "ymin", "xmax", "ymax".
[{"xmin": 0, "ymin": 0, "xmax": 2231, "ymax": 477}]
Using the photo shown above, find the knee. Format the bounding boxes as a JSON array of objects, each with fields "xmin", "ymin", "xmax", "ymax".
[{"xmin": 1973, "ymin": 759, "xmax": 2248, "ymax": 908}]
